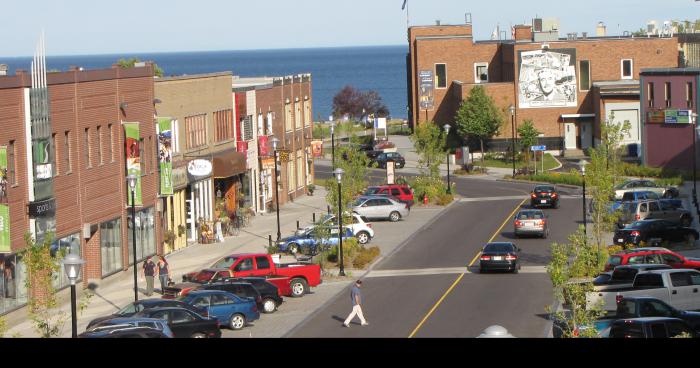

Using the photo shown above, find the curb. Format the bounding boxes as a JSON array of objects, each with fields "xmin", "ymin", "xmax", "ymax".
[{"xmin": 495, "ymin": 178, "xmax": 581, "ymax": 190}]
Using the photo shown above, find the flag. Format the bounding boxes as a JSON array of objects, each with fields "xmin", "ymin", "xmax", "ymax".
[{"xmin": 401, "ymin": 0, "xmax": 407, "ymax": 10}]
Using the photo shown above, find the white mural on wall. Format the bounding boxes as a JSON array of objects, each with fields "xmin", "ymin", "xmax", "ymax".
[{"xmin": 518, "ymin": 49, "xmax": 577, "ymax": 108}]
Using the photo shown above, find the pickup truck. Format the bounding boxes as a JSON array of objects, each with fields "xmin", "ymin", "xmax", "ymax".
[
  {"xmin": 588, "ymin": 296, "xmax": 700, "ymax": 336},
  {"xmin": 183, "ymin": 253, "xmax": 321, "ymax": 298},
  {"xmin": 166, "ymin": 268, "xmax": 292, "ymax": 300},
  {"xmin": 586, "ymin": 269, "xmax": 700, "ymax": 312},
  {"xmin": 608, "ymin": 317, "xmax": 697, "ymax": 338},
  {"xmin": 592, "ymin": 264, "xmax": 672, "ymax": 291}
]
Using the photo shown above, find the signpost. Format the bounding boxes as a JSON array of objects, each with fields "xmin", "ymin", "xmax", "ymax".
[{"xmin": 530, "ymin": 145, "xmax": 546, "ymax": 174}]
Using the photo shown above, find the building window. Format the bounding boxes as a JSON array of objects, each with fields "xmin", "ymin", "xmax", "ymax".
[
  {"xmin": 257, "ymin": 113, "xmax": 264, "ymax": 136},
  {"xmin": 214, "ymin": 109, "xmax": 234, "ymax": 142},
  {"xmin": 285, "ymin": 102, "xmax": 292, "ymax": 132},
  {"xmin": 148, "ymin": 136, "xmax": 154, "ymax": 174},
  {"xmin": 304, "ymin": 99, "xmax": 311, "ymax": 127},
  {"xmin": 435, "ymin": 63, "xmax": 447, "ymax": 88},
  {"xmin": 287, "ymin": 160, "xmax": 294, "ymax": 194},
  {"xmin": 108, "ymin": 124, "xmax": 114, "ymax": 163},
  {"xmin": 296, "ymin": 150, "xmax": 303, "ymax": 189},
  {"xmin": 474, "ymin": 63, "xmax": 489, "ymax": 83},
  {"xmin": 172, "ymin": 119, "xmax": 180, "ymax": 154},
  {"xmin": 647, "ymin": 82, "xmax": 655, "ymax": 108},
  {"xmin": 52, "ymin": 133, "xmax": 58, "ymax": 176},
  {"xmin": 621, "ymin": 59, "xmax": 633, "ymax": 80},
  {"xmin": 243, "ymin": 115, "xmax": 253, "ymax": 141},
  {"xmin": 295, "ymin": 101, "xmax": 301, "ymax": 130},
  {"xmin": 127, "ymin": 207, "xmax": 156, "ymax": 265},
  {"xmin": 64, "ymin": 131, "xmax": 71, "ymax": 173},
  {"xmin": 266, "ymin": 112, "xmax": 273, "ymax": 135},
  {"xmin": 0, "ymin": 254, "xmax": 28, "ymax": 314},
  {"xmin": 7, "ymin": 140, "xmax": 15, "ymax": 186},
  {"xmin": 665, "ymin": 82, "xmax": 672, "ymax": 108},
  {"xmin": 185, "ymin": 114, "xmax": 207, "ymax": 149},
  {"xmin": 579, "ymin": 60, "xmax": 591, "ymax": 91},
  {"xmin": 84, "ymin": 128, "xmax": 91, "ymax": 168},
  {"xmin": 687, "ymin": 82, "xmax": 694, "ymax": 109},
  {"xmin": 100, "ymin": 217, "xmax": 123, "ymax": 276},
  {"xmin": 96, "ymin": 125, "xmax": 103, "ymax": 165}
]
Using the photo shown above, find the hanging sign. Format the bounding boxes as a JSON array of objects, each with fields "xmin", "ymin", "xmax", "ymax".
[
  {"xmin": 187, "ymin": 159, "xmax": 212, "ymax": 177},
  {"xmin": 157, "ymin": 117, "xmax": 174, "ymax": 196},
  {"xmin": 0, "ymin": 146, "xmax": 9, "ymax": 252},
  {"xmin": 123, "ymin": 122, "xmax": 142, "ymax": 206}
]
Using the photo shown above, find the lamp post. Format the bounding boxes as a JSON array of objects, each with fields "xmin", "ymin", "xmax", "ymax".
[
  {"xmin": 508, "ymin": 104, "xmax": 516, "ymax": 178},
  {"xmin": 444, "ymin": 124, "xmax": 452, "ymax": 194},
  {"xmin": 334, "ymin": 168, "xmax": 346, "ymax": 277},
  {"xmin": 62, "ymin": 253, "xmax": 85, "ymax": 338},
  {"xmin": 330, "ymin": 120, "xmax": 336, "ymax": 171},
  {"xmin": 271, "ymin": 137, "xmax": 282, "ymax": 242},
  {"xmin": 579, "ymin": 159, "xmax": 591, "ymax": 261},
  {"xmin": 126, "ymin": 174, "xmax": 139, "ymax": 302}
]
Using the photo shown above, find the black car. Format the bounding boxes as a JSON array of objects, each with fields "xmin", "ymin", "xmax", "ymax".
[
  {"xmin": 133, "ymin": 307, "xmax": 221, "ymax": 338},
  {"xmin": 372, "ymin": 152, "xmax": 405, "ymax": 169},
  {"xmin": 220, "ymin": 277, "xmax": 283, "ymax": 314},
  {"xmin": 479, "ymin": 242, "xmax": 521, "ymax": 273},
  {"xmin": 79, "ymin": 326, "xmax": 170, "ymax": 338},
  {"xmin": 86, "ymin": 298, "xmax": 208, "ymax": 330},
  {"xmin": 530, "ymin": 185, "xmax": 559, "ymax": 208},
  {"xmin": 609, "ymin": 317, "xmax": 698, "ymax": 338},
  {"xmin": 613, "ymin": 219, "xmax": 699, "ymax": 247},
  {"xmin": 199, "ymin": 281, "xmax": 265, "ymax": 312}
]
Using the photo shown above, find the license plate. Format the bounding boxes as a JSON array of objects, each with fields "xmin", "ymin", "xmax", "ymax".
[
  {"xmin": 492, "ymin": 256, "xmax": 503, "ymax": 261},
  {"xmin": 540, "ymin": 200, "xmax": 547, "ymax": 204},
  {"xmin": 617, "ymin": 238, "xmax": 624, "ymax": 243}
]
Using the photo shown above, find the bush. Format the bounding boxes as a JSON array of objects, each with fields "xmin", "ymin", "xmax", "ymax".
[
  {"xmin": 327, "ymin": 238, "xmax": 362, "ymax": 268},
  {"xmin": 410, "ymin": 175, "xmax": 447, "ymax": 203},
  {"xmin": 435, "ymin": 192, "xmax": 454, "ymax": 206},
  {"xmin": 519, "ymin": 172, "xmax": 583, "ymax": 186},
  {"xmin": 353, "ymin": 246, "xmax": 380, "ymax": 269}
]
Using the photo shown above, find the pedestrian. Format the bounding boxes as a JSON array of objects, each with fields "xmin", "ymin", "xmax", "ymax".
[
  {"xmin": 343, "ymin": 280, "xmax": 368, "ymax": 327},
  {"xmin": 157, "ymin": 256, "xmax": 170, "ymax": 294},
  {"xmin": 142, "ymin": 256, "xmax": 156, "ymax": 296}
]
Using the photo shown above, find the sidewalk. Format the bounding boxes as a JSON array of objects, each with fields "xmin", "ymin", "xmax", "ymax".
[{"xmin": 4, "ymin": 187, "xmax": 332, "ymax": 338}]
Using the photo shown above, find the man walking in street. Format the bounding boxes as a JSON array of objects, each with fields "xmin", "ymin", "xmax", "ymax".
[
  {"xmin": 343, "ymin": 280, "xmax": 368, "ymax": 327},
  {"xmin": 142, "ymin": 256, "xmax": 156, "ymax": 296}
]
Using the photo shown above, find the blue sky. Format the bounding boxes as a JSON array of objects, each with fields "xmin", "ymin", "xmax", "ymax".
[{"xmin": 1, "ymin": 0, "xmax": 697, "ymax": 57}]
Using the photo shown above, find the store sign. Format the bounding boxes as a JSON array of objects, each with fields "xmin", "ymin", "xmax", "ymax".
[
  {"xmin": 123, "ymin": 122, "xmax": 142, "ymax": 206},
  {"xmin": 0, "ymin": 146, "xmax": 9, "ymax": 252},
  {"xmin": 418, "ymin": 70, "xmax": 434, "ymax": 110},
  {"xmin": 172, "ymin": 167, "xmax": 188, "ymax": 190},
  {"xmin": 28, "ymin": 198, "xmax": 56, "ymax": 217},
  {"xmin": 311, "ymin": 140, "xmax": 323, "ymax": 158},
  {"xmin": 187, "ymin": 159, "xmax": 212, "ymax": 177},
  {"xmin": 258, "ymin": 135, "xmax": 269, "ymax": 157},
  {"xmin": 664, "ymin": 109, "xmax": 690, "ymax": 124},
  {"xmin": 157, "ymin": 117, "xmax": 174, "ymax": 196},
  {"xmin": 647, "ymin": 109, "xmax": 665, "ymax": 124}
]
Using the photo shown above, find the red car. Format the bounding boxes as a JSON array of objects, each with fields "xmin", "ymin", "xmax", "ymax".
[
  {"xmin": 364, "ymin": 184, "xmax": 414, "ymax": 206},
  {"xmin": 605, "ymin": 247, "xmax": 700, "ymax": 272}
]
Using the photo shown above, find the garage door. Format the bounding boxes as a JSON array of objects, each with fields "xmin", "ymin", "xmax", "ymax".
[{"xmin": 612, "ymin": 109, "xmax": 640, "ymax": 144}]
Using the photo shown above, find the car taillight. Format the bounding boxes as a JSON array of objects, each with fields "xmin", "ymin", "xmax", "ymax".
[
  {"xmin": 635, "ymin": 214, "xmax": 640, "ymax": 220},
  {"xmin": 505, "ymin": 255, "xmax": 517, "ymax": 261},
  {"xmin": 531, "ymin": 194, "xmax": 537, "ymax": 199},
  {"xmin": 551, "ymin": 193, "xmax": 558, "ymax": 198},
  {"xmin": 616, "ymin": 293, "xmax": 623, "ymax": 304},
  {"xmin": 480, "ymin": 255, "xmax": 491, "ymax": 261},
  {"xmin": 630, "ymin": 231, "xmax": 640, "ymax": 237},
  {"xmin": 536, "ymin": 220, "xmax": 545, "ymax": 226},
  {"xmin": 514, "ymin": 220, "xmax": 523, "ymax": 227}
]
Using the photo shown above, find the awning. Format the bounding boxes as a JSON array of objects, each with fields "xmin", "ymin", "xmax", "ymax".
[{"xmin": 212, "ymin": 150, "xmax": 247, "ymax": 179}]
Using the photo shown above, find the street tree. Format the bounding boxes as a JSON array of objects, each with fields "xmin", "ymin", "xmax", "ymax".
[
  {"xmin": 410, "ymin": 121, "xmax": 446, "ymax": 178},
  {"xmin": 324, "ymin": 134, "xmax": 373, "ymax": 222},
  {"xmin": 516, "ymin": 119, "xmax": 541, "ymax": 172},
  {"xmin": 454, "ymin": 86, "xmax": 503, "ymax": 168},
  {"xmin": 332, "ymin": 86, "xmax": 389, "ymax": 121},
  {"xmin": 116, "ymin": 57, "xmax": 164, "ymax": 77}
]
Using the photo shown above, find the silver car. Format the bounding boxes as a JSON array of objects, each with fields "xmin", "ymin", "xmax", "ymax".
[{"xmin": 352, "ymin": 195, "xmax": 409, "ymax": 222}]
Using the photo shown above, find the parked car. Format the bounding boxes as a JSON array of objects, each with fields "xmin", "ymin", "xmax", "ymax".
[
  {"xmin": 163, "ymin": 268, "xmax": 237, "ymax": 299},
  {"xmin": 371, "ymin": 152, "xmax": 406, "ymax": 169},
  {"xmin": 614, "ymin": 179, "xmax": 680, "ymax": 200},
  {"xmin": 297, "ymin": 213, "xmax": 374, "ymax": 245},
  {"xmin": 200, "ymin": 281, "xmax": 265, "ymax": 312},
  {"xmin": 593, "ymin": 264, "xmax": 672, "ymax": 290},
  {"xmin": 189, "ymin": 253, "xmax": 322, "ymax": 298},
  {"xmin": 586, "ymin": 269, "xmax": 700, "ymax": 311},
  {"xmin": 617, "ymin": 200, "xmax": 692, "ymax": 228},
  {"xmin": 178, "ymin": 290, "xmax": 259, "ymax": 330},
  {"xmin": 86, "ymin": 298, "xmax": 208, "ymax": 330},
  {"xmin": 133, "ymin": 307, "xmax": 222, "ymax": 338},
  {"xmin": 613, "ymin": 219, "xmax": 699, "ymax": 248},
  {"xmin": 530, "ymin": 185, "xmax": 559, "ymax": 208},
  {"xmin": 608, "ymin": 317, "xmax": 697, "ymax": 338},
  {"xmin": 364, "ymin": 184, "xmax": 414, "ymax": 207},
  {"xmin": 85, "ymin": 317, "xmax": 175, "ymax": 338},
  {"xmin": 278, "ymin": 227, "xmax": 354, "ymax": 255},
  {"xmin": 220, "ymin": 277, "xmax": 284, "ymax": 314},
  {"xmin": 513, "ymin": 209, "xmax": 549, "ymax": 238},
  {"xmin": 79, "ymin": 326, "xmax": 171, "ymax": 338},
  {"xmin": 605, "ymin": 247, "xmax": 700, "ymax": 272},
  {"xmin": 610, "ymin": 191, "xmax": 660, "ymax": 212},
  {"xmin": 479, "ymin": 242, "xmax": 521, "ymax": 273},
  {"xmin": 592, "ymin": 297, "xmax": 700, "ymax": 336},
  {"xmin": 352, "ymin": 195, "xmax": 410, "ymax": 222}
]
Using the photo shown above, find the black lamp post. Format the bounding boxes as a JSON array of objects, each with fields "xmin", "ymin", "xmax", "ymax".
[
  {"xmin": 579, "ymin": 159, "xmax": 591, "ymax": 260},
  {"xmin": 334, "ymin": 168, "xmax": 346, "ymax": 277},
  {"xmin": 126, "ymin": 174, "xmax": 138, "ymax": 302},
  {"xmin": 62, "ymin": 253, "xmax": 85, "ymax": 338},
  {"xmin": 443, "ymin": 124, "xmax": 452, "ymax": 194},
  {"xmin": 509, "ymin": 104, "xmax": 516, "ymax": 178},
  {"xmin": 330, "ymin": 120, "xmax": 336, "ymax": 171},
  {"xmin": 271, "ymin": 137, "xmax": 282, "ymax": 242}
]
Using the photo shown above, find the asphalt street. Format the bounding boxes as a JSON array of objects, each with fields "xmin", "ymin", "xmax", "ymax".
[{"xmin": 291, "ymin": 163, "xmax": 582, "ymax": 337}]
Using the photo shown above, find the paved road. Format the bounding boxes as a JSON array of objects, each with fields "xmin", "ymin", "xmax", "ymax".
[{"xmin": 289, "ymin": 169, "xmax": 582, "ymax": 337}]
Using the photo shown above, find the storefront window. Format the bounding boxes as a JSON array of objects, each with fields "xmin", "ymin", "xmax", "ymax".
[
  {"xmin": 101, "ymin": 218, "xmax": 123, "ymax": 276},
  {"xmin": 127, "ymin": 207, "xmax": 156, "ymax": 264},
  {"xmin": 51, "ymin": 233, "xmax": 81, "ymax": 290},
  {"xmin": 0, "ymin": 254, "xmax": 28, "ymax": 315},
  {"xmin": 240, "ymin": 172, "xmax": 251, "ymax": 208}
]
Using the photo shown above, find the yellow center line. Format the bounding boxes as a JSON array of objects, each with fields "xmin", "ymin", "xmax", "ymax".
[{"xmin": 408, "ymin": 197, "xmax": 527, "ymax": 338}]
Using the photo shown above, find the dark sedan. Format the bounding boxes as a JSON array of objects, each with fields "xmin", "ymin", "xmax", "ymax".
[
  {"xmin": 372, "ymin": 152, "xmax": 405, "ymax": 169},
  {"xmin": 220, "ymin": 277, "xmax": 283, "ymax": 314},
  {"xmin": 479, "ymin": 242, "xmax": 521, "ymax": 273},
  {"xmin": 133, "ymin": 307, "xmax": 221, "ymax": 338},
  {"xmin": 613, "ymin": 219, "xmax": 699, "ymax": 247},
  {"xmin": 530, "ymin": 185, "xmax": 559, "ymax": 209},
  {"xmin": 86, "ymin": 298, "xmax": 208, "ymax": 330}
]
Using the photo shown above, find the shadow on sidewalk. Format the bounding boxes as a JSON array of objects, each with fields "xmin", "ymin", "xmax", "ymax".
[{"xmin": 87, "ymin": 283, "xmax": 122, "ymax": 312}]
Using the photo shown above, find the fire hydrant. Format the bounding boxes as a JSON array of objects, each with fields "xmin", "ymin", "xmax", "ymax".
[{"xmin": 423, "ymin": 194, "xmax": 428, "ymax": 205}]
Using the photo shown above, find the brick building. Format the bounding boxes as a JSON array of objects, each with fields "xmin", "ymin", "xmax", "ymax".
[{"xmin": 408, "ymin": 19, "xmax": 679, "ymax": 155}]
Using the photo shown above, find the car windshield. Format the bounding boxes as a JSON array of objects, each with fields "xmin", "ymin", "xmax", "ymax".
[
  {"xmin": 211, "ymin": 256, "xmax": 238, "ymax": 269},
  {"xmin": 621, "ymin": 202, "xmax": 638, "ymax": 213},
  {"xmin": 364, "ymin": 187, "xmax": 380, "ymax": 195},
  {"xmin": 192, "ymin": 270, "xmax": 216, "ymax": 283},
  {"xmin": 516, "ymin": 211, "xmax": 544, "ymax": 220},
  {"xmin": 534, "ymin": 186, "xmax": 554, "ymax": 192},
  {"xmin": 116, "ymin": 303, "xmax": 144, "ymax": 316},
  {"xmin": 352, "ymin": 198, "xmax": 366, "ymax": 207},
  {"xmin": 627, "ymin": 221, "xmax": 647, "ymax": 229},
  {"xmin": 484, "ymin": 243, "xmax": 514, "ymax": 252},
  {"xmin": 608, "ymin": 256, "xmax": 622, "ymax": 266}
]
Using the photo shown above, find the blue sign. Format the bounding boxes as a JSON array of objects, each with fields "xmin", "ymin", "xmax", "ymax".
[{"xmin": 530, "ymin": 145, "xmax": 546, "ymax": 151}]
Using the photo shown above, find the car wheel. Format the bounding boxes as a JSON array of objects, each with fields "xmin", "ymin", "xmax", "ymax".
[
  {"xmin": 191, "ymin": 332, "xmax": 206, "ymax": 338},
  {"xmin": 288, "ymin": 243, "xmax": 300, "ymax": 254},
  {"xmin": 356, "ymin": 231, "xmax": 370, "ymax": 245},
  {"xmin": 262, "ymin": 298, "xmax": 277, "ymax": 313},
  {"xmin": 290, "ymin": 278, "xmax": 308, "ymax": 298},
  {"xmin": 389, "ymin": 211, "xmax": 401, "ymax": 222},
  {"xmin": 229, "ymin": 314, "xmax": 246, "ymax": 330},
  {"xmin": 681, "ymin": 217, "xmax": 692, "ymax": 227}
]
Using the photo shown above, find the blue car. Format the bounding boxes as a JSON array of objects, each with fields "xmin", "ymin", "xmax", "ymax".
[
  {"xmin": 178, "ymin": 290, "xmax": 259, "ymax": 330},
  {"xmin": 277, "ymin": 227, "xmax": 354, "ymax": 255},
  {"xmin": 610, "ymin": 191, "xmax": 659, "ymax": 212}
]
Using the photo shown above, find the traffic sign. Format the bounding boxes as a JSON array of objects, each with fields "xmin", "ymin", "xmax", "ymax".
[{"xmin": 530, "ymin": 145, "xmax": 546, "ymax": 151}]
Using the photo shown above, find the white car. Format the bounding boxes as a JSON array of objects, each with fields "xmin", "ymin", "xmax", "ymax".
[
  {"xmin": 297, "ymin": 213, "xmax": 375, "ymax": 245},
  {"xmin": 614, "ymin": 179, "xmax": 679, "ymax": 200},
  {"xmin": 352, "ymin": 195, "xmax": 410, "ymax": 222}
]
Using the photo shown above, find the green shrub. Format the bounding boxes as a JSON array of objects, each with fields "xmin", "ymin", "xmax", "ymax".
[
  {"xmin": 654, "ymin": 176, "xmax": 684, "ymax": 187},
  {"xmin": 327, "ymin": 238, "xmax": 362, "ymax": 268},
  {"xmin": 352, "ymin": 246, "xmax": 380, "ymax": 269},
  {"xmin": 410, "ymin": 175, "xmax": 447, "ymax": 203},
  {"xmin": 520, "ymin": 172, "xmax": 584, "ymax": 186},
  {"xmin": 435, "ymin": 192, "xmax": 454, "ymax": 206}
]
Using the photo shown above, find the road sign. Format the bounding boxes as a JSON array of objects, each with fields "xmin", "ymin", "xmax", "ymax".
[{"xmin": 530, "ymin": 145, "xmax": 546, "ymax": 151}]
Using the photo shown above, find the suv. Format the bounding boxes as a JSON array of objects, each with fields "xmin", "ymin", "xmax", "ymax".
[
  {"xmin": 617, "ymin": 200, "xmax": 692, "ymax": 228},
  {"xmin": 372, "ymin": 152, "xmax": 405, "ymax": 169},
  {"xmin": 297, "ymin": 213, "xmax": 375, "ymax": 245},
  {"xmin": 199, "ymin": 282, "xmax": 263, "ymax": 310},
  {"xmin": 530, "ymin": 185, "xmax": 559, "ymax": 208},
  {"xmin": 364, "ymin": 184, "xmax": 414, "ymax": 206},
  {"xmin": 211, "ymin": 278, "xmax": 283, "ymax": 314},
  {"xmin": 611, "ymin": 191, "xmax": 659, "ymax": 212},
  {"xmin": 604, "ymin": 247, "xmax": 700, "ymax": 272}
]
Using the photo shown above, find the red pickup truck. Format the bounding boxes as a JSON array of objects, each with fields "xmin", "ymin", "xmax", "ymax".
[{"xmin": 183, "ymin": 253, "xmax": 322, "ymax": 298}]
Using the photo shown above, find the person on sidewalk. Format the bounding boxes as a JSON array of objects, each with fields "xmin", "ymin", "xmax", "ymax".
[
  {"xmin": 343, "ymin": 280, "xmax": 369, "ymax": 327},
  {"xmin": 142, "ymin": 256, "xmax": 156, "ymax": 296},
  {"xmin": 157, "ymin": 256, "xmax": 170, "ymax": 294}
]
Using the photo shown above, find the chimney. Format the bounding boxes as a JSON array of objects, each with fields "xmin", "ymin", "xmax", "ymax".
[
  {"xmin": 514, "ymin": 25, "xmax": 533, "ymax": 42},
  {"xmin": 435, "ymin": 20, "xmax": 441, "ymax": 26},
  {"xmin": 596, "ymin": 22, "xmax": 607, "ymax": 37},
  {"xmin": 0, "ymin": 64, "xmax": 7, "ymax": 76},
  {"xmin": 582, "ymin": 32, "xmax": 588, "ymax": 39}
]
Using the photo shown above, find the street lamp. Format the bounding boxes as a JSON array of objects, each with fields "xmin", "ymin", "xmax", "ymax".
[
  {"xmin": 579, "ymin": 159, "xmax": 590, "ymax": 258},
  {"xmin": 334, "ymin": 168, "xmax": 346, "ymax": 277},
  {"xmin": 126, "ymin": 174, "xmax": 138, "ymax": 302},
  {"xmin": 62, "ymin": 253, "xmax": 85, "ymax": 338},
  {"xmin": 330, "ymin": 120, "xmax": 336, "ymax": 171},
  {"xmin": 444, "ymin": 124, "xmax": 452, "ymax": 194},
  {"xmin": 272, "ymin": 137, "xmax": 282, "ymax": 242},
  {"xmin": 508, "ymin": 104, "xmax": 516, "ymax": 178}
]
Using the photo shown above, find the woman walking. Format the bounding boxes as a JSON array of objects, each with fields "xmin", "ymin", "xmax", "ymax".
[{"xmin": 157, "ymin": 256, "xmax": 170, "ymax": 294}]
